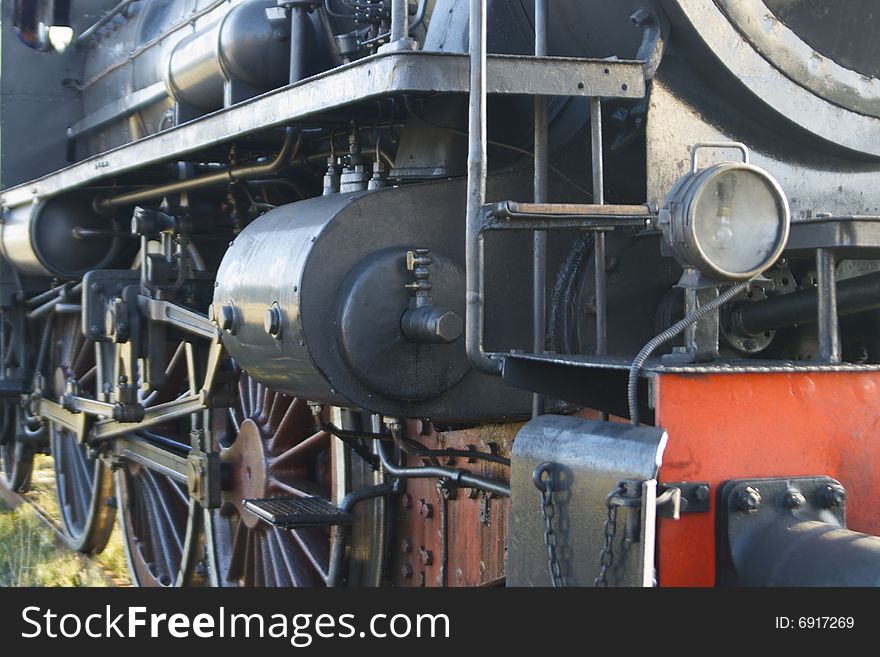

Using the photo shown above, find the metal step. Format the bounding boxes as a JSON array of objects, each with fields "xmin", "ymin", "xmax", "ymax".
[{"xmin": 243, "ymin": 496, "xmax": 352, "ymax": 529}]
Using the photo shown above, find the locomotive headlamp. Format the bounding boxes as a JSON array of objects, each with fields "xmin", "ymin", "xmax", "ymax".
[{"xmin": 660, "ymin": 143, "xmax": 790, "ymax": 281}]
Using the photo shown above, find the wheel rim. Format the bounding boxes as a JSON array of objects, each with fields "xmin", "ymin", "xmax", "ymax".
[
  {"xmin": 0, "ymin": 402, "xmax": 35, "ymax": 493},
  {"xmin": 206, "ymin": 373, "xmax": 338, "ymax": 587},
  {"xmin": 116, "ymin": 340, "xmax": 204, "ymax": 587},
  {"xmin": 49, "ymin": 315, "xmax": 115, "ymax": 552}
]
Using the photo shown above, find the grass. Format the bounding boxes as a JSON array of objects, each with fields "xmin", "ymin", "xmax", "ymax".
[{"xmin": 0, "ymin": 455, "xmax": 130, "ymax": 587}]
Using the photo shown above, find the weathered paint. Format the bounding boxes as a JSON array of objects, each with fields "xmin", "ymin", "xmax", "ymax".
[{"xmin": 655, "ymin": 371, "xmax": 880, "ymax": 586}]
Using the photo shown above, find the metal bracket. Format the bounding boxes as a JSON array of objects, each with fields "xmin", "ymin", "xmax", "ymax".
[
  {"xmin": 716, "ymin": 476, "xmax": 865, "ymax": 586},
  {"xmin": 82, "ymin": 269, "xmax": 140, "ymax": 342},
  {"xmin": 187, "ymin": 429, "xmax": 221, "ymax": 509},
  {"xmin": 658, "ymin": 481, "xmax": 711, "ymax": 519}
]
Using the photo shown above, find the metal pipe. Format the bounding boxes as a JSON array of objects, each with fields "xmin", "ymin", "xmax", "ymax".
[
  {"xmin": 729, "ymin": 520, "xmax": 880, "ymax": 587},
  {"xmin": 733, "ymin": 269, "xmax": 880, "ymax": 338},
  {"xmin": 591, "ymin": 98, "xmax": 608, "ymax": 420},
  {"xmin": 591, "ymin": 98, "xmax": 607, "ymax": 358},
  {"xmin": 388, "ymin": 423, "xmax": 510, "ymax": 466},
  {"xmin": 531, "ymin": 0, "xmax": 549, "ymax": 418},
  {"xmin": 465, "ymin": 0, "xmax": 502, "ymax": 375},
  {"xmin": 816, "ymin": 248, "xmax": 841, "ymax": 362},
  {"xmin": 411, "ymin": 0, "xmax": 429, "ymax": 30},
  {"xmin": 98, "ymin": 129, "xmax": 300, "ymax": 210},
  {"xmin": 289, "ymin": 7, "xmax": 311, "ymax": 83},
  {"xmin": 389, "ymin": 0, "xmax": 409, "ymax": 43},
  {"xmin": 26, "ymin": 283, "xmax": 82, "ymax": 320},
  {"xmin": 73, "ymin": 0, "xmax": 139, "ymax": 48},
  {"xmin": 327, "ymin": 481, "xmax": 398, "ymax": 587},
  {"xmin": 376, "ymin": 439, "xmax": 511, "ymax": 497}
]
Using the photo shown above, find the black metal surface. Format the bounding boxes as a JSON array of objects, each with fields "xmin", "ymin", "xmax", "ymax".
[
  {"xmin": 718, "ymin": 476, "xmax": 880, "ymax": 587},
  {"xmin": 785, "ymin": 215, "xmax": 880, "ymax": 256},
  {"xmin": 733, "ymin": 269, "xmax": 880, "ymax": 336},
  {"xmin": 766, "ymin": 0, "xmax": 880, "ymax": 78},
  {"xmin": 243, "ymin": 496, "xmax": 353, "ymax": 528},
  {"xmin": 502, "ymin": 353, "xmax": 653, "ymax": 422}
]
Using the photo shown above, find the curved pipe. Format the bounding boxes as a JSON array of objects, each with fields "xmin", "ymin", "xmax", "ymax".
[
  {"xmin": 327, "ymin": 480, "xmax": 400, "ymax": 587},
  {"xmin": 465, "ymin": 0, "xmax": 503, "ymax": 375},
  {"xmin": 376, "ymin": 438, "xmax": 510, "ymax": 498},
  {"xmin": 98, "ymin": 128, "xmax": 301, "ymax": 210}
]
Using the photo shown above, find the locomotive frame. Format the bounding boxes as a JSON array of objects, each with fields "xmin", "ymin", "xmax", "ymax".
[{"xmin": 2, "ymin": 0, "xmax": 880, "ymax": 588}]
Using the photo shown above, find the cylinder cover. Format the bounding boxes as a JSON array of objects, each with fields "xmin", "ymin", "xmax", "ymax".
[
  {"xmin": 0, "ymin": 193, "xmax": 122, "ymax": 279},
  {"xmin": 213, "ymin": 180, "xmax": 530, "ymax": 420}
]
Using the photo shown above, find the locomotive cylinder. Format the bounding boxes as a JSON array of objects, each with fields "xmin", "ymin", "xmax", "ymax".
[
  {"xmin": 0, "ymin": 193, "xmax": 121, "ymax": 279},
  {"xmin": 165, "ymin": 0, "xmax": 292, "ymax": 110},
  {"xmin": 212, "ymin": 179, "xmax": 531, "ymax": 420}
]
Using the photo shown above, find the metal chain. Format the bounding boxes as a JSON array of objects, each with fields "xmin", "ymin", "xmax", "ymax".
[
  {"xmin": 594, "ymin": 483, "xmax": 626, "ymax": 587},
  {"xmin": 532, "ymin": 462, "xmax": 565, "ymax": 587}
]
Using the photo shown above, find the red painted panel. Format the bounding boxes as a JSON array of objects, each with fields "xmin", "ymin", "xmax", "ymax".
[{"xmin": 655, "ymin": 371, "xmax": 880, "ymax": 586}]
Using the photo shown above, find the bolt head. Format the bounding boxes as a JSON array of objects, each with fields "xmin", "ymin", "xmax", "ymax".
[
  {"xmin": 401, "ymin": 563, "xmax": 413, "ymax": 579},
  {"xmin": 821, "ymin": 483, "xmax": 847, "ymax": 508},
  {"xmin": 434, "ymin": 310, "xmax": 464, "ymax": 343},
  {"xmin": 694, "ymin": 484, "xmax": 710, "ymax": 502},
  {"xmin": 782, "ymin": 488, "xmax": 806, "ymax": 510},
  {"xmin": 418, "ymin": 547, "xmax": 433, "ymax": 565},
  {"xmin": 737, "ymin": 486, "xmax": 762, "ymax": 512},
  {"xmin": 264, "ymin": 304, "xmax": 282, "ymax": 338},
  {"xmin": 218, "ymin": 303, "xmax": 236, "ymax": 333}
]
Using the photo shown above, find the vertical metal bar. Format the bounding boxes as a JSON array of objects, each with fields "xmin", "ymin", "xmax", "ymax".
[
  {"xmin": 531, "ymin": 0, "xmax": 549, "ymax": 417},
  {"xmin": 465, "ymin": 0, "xmax": 500, "ymax": 375},
  {"xmin": 591, "ymin": 98, "xmax": 608, "ymax": 420},
  {"xmin": 289, "ymin": 7, "xmax": 310, "ymax": 83},
  {"xmin": 389, "ymin": 0, "xmax": 409, "ymax": 42},
  {"xmin": 380, "ymin": 0, "xmax": 417, "ymax": 51},
  {"xmin": 816, "ymin": 248, "xmax": 841, "ymax": 362},
  {"xmin": 684, "ymin": 286, "xmax": 697, "ymax": 354}
]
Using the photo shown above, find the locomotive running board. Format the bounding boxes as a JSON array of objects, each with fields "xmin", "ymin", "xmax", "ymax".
[
  {"xmin": 0, "ymin": 51, "xmax": 644, "ymax": 209},
  {"xmin": 243, "ymin": 497, "xmax": 353, "ymax": 529}
]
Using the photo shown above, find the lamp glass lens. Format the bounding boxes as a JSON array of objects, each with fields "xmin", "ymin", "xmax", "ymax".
[{"xmin": 692, "ymin": 169, "xmax": 782, "ymax": 275}]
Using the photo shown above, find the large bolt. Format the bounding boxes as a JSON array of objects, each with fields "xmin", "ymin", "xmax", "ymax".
[
  {"xmin": 401, "ymin": 563, "xmax": 413, "ymax": 579},
  {"xmin": 216, "ymin": 303, "xmax": 237, "ymax": 334},
  {"xmin": 434, "ymin": 310, "xmax": 464, "ymax": 343},
  {"xmin": 401, "ymin": 538, "xmax": 413, "ymax": 553},
  {"xmin": 737, "ymin": 486, "xmax": 762, "ymax": 512},
  {"xmin": 694, "ymin": 484, "xmax": 710, "ymax": 502},
  {"xmin": 418, "ymin": 499, "xmax": 433, "ymax": 518},
  {"xmin": 781, "ymin": 488, "xmax": 806, "ymax": 510},
  {"xmin": 820, "ymin": 483, "xmax": 847, "ymax": 508},
  {"xmin": 264, "ymin": 304, "xmax": 283, "ymax": 338},
  {"xmin": 418, "ymin": 546, "xmax": 433, "ymax": 566}
]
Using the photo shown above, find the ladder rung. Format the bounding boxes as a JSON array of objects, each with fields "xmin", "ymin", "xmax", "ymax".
[{"xmin": 497, "ymin": 202, "xmax": 652, "ymax": 217}]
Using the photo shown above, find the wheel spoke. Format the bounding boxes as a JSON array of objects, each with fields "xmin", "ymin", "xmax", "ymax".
[
  {"xmin": 290, "ymin": 528, "xmax": 329, "ymax": 583},
  {"xmin": 226, "ymin": 519, "xmax": 247, "ymax": 583},
  {"xmin": 140, "ymin": 470, "xmax": 181, "ymax": 580},
  {"xmin": 265, "ymin": 529, "xmax": 294, "ymax": 587},
  {"xmin": 271, "ymin": 431, "xmax": 330, "ymax": 468},
  {"xmin": 270, "ymin": 478, "xmax": 326, "ymax": 499},
  {"xmin": 267, "ymin": 393, "xmax": 292, "ymax": 432}
]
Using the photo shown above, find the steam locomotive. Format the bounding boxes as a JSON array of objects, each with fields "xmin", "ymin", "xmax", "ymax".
[{"xmin": 2, "ymin": 0, "xmax": 880, "ymax": 587}]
